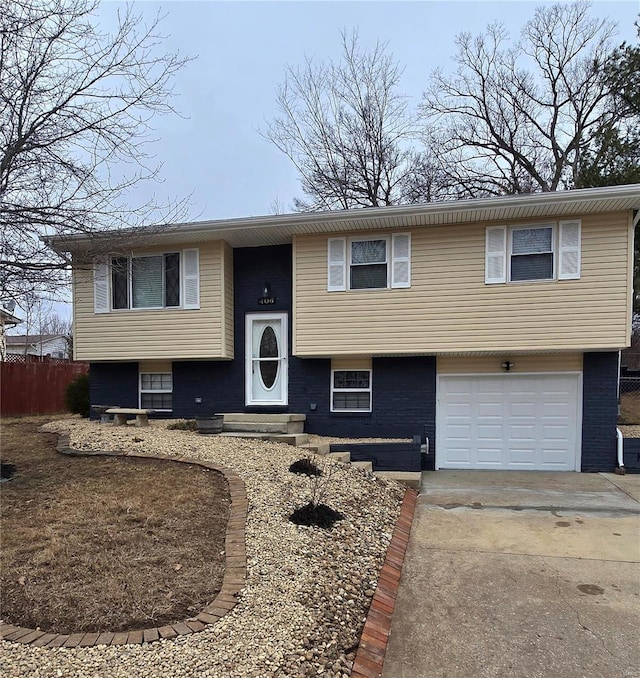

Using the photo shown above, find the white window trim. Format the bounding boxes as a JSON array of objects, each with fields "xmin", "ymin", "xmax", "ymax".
[
  {"xmin": 108, "ymin": 251, "xmax": 185, "ymax": 312},
  {"xmin": 507, "ymin": 223, "xmax": 556, "ymax": 283},
  {"xmin": 330, "ymin": 368, "xmax": 373, "ymax": 413},
  {"xmin": 139, "ymin": 372, "xmax": 173, "ymax": 412},
  {"xmin": 348, "ymin": 236, "xmax": 390, "ymax": 291},
  {"xmin": 486, "ymin": 221, "xmax": 582, "ymax": 285},
  {"xmin": 328, "ymin": 233, "xmax": 411, "ymax": 292}
]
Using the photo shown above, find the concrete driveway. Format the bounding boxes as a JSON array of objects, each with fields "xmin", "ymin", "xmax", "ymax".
[{"xmin": 383, "ymin": 471, "xmax": 640, "ymax": 678}]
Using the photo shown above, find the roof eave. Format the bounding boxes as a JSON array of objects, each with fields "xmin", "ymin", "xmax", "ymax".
[{"xmin": 46, "ymin": 184, "xmax": 640, "ymax": 252}]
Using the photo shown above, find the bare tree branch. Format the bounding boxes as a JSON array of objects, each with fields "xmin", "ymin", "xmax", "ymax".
[
  {"xmin": 418, "ymin": 1, "xmax": 623, "ymax": 197},
  {"xmin": 0, "ymin": 0, "xmax": 193, "ymax": 299},
  {"xmin": 262, "ymin": 30, "xmax": 419, "ymax": 210}
]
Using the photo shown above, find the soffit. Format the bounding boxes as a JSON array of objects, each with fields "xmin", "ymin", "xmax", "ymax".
[{"xmin": 48, "ymin": 185, "xmax": 640, "ymax": 252}]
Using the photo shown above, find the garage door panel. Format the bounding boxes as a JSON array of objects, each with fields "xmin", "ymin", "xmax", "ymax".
[
  {"xmin": 446, "ymin": 447, "xmax": 473, "ymax": 464},
  {"xmin": 508, "ymin": 450, "xmax": 536, "ymax": 464},
  {"xmin": 438, "ymin": 374, "xmax": 580, "ymax": 471},
  {"xmin": 477, "ymin": 448, "xmax": 504, "ymax": 464}
]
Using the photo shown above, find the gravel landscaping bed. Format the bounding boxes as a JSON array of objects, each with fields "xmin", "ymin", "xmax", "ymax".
[
  {"xmin": 619, "ymin": 425, "xmax": 640, "ymax": 438},
  {"xmin": 2, "ymin": 419, "xmax": 405, "ymax": 678}
]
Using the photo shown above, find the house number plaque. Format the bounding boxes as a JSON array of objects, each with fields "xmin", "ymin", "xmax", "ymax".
[{"xmin": 258, "ymin": 297, "xmax": 276, "ymax": 305}]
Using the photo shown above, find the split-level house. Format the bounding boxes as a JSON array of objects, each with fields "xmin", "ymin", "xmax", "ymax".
[{"xmin": 51, "ymin": 185, "xmax": 640, "ymax": 472}]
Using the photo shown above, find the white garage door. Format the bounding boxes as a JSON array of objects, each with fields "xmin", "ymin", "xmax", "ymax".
[{"xmin": 437, "ymin": 374, "xmax": 581, "ymax": 471}]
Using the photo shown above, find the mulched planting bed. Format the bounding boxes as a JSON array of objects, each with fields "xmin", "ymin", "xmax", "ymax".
[{"xmin": 0, "ymin": 420, "xmax": 229, "ymax": 634}]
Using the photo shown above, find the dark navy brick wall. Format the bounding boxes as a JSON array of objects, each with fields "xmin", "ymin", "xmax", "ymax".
[
  {"xmin": 582, "ymin": 351, "xmax": 619, "ymax": 472},
  {"xmin": 293, "ymin": 356, "xmax": 436, "ymax": 440},
  {"xmin": 89, "ymin": 362, "xmax": 139, "ymax": 418}
]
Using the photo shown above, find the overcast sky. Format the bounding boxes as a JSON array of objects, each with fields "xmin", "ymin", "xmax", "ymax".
[
  {"xmin": 25, "ymin": 0, "xmax": 640, "ymax": 323},
  {"xmin": 97, "ymin": 0, "xmax": 639, "ymax": 222}
]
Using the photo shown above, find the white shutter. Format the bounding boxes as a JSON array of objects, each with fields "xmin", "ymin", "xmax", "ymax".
[
  {"xmin": 327, "ymin": 238, "xmax": 346, "ymax": 291},
  {"xmin": 485, "ymin": 226, "xmax": 507, "ymax": 284},
  {"xmin": 94, "ymin": 261, "xmax": 110, "ymax": 314},
  {"xmin": 391, "ymin": 233, "xmax": 411, "ymax": 288},
  {"xmin": 182, "ymin": 248, "xmax": 200, "ymax": 309},
  {"xmin": 558, "ymin": 220, "xmax": 581, "ymax": 280}
]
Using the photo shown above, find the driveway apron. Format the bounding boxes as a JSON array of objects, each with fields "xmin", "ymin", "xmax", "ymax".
[{"xmin": 383, "ymin": 471, "xmax": 640, "ymax": 678}]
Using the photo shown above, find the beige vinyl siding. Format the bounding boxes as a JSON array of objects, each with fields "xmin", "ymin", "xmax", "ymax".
[
  {"xmin": 74, "ymin": 241, "xmax": 229, "ymax": 361},
  {"xmin": 294, "ymin": 212, "xmax": 631, "ymax": 356},
  {"xmin": 438, "ymin": 353, "xmax": 583, "ymax": 374},
  {"xmin": 223, "ymin": 242, "xmax": 234, "ymax": 358},
  {"xmin": 332, "ymin": 357, "xmax": 372, "ymax": 370}
]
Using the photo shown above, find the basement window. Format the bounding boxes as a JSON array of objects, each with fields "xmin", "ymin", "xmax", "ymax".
[
  {"xmin": 331, "ymin": 370, "xmax": 372, "ymax": 412},
  {"xmin": 139, "ymin": 373, "xmax": 173, "ymax": 411}
]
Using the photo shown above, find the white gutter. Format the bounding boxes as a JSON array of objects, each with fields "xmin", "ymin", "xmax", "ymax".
[
  {"xmin": 45, "ymin": 184, "xmax": 640, "ymax": 251},
  {"xmin": 616, "ymin": 428, "xmax": 625, "ymax": 474}
]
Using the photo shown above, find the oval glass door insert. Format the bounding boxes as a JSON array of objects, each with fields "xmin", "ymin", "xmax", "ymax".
[{"xmin": 259, "ymin": 325, "xmax": 279, "ymax": 389}]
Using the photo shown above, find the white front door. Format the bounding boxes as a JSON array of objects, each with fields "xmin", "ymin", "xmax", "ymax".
[{"xmin": 246, "ymin": 313, "xmax": 288, "ymax": 406}]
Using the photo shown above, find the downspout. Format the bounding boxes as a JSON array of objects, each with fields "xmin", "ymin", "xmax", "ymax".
[{"xmin": 616, "ymin": 428, "xmax": 625, "ymax": 475}]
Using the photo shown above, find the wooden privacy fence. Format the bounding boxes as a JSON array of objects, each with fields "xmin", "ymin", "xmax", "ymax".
[{"xmin": 1, "ymin": 361, "xmax": 88, "ymax": 416}]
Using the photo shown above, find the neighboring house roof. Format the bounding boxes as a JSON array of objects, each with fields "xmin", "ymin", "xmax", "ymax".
[
  {"xmin": 1, "ymin": 308, "xmax": 22, "ymax": 326},
  {"xmin": 47, "ymin": 185, "xmax": 640, "ymax": 252},
  {"xmin": 6, "ymin": 334, "xmax": 67, "ymax": 347}
]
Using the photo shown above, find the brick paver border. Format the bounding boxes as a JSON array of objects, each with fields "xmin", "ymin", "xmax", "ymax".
[
  {"xmin": 0, "ymin": 434, "xmax": 247, "ymax": 649},
  {"xmin": 351, "ymin": 488, "xmax": 418, "ymax": 678}
]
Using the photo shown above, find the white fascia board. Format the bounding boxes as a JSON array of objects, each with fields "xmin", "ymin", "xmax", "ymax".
[{"xmin": 45, "ymin": 185, "xmax": 640, "ymax": 253}]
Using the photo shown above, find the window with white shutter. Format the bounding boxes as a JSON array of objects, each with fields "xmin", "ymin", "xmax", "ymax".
[
  {"xmin": 328, "ymin": 233, "xmax": 412, "ymax": 291},
  {"xmin": 182, "ymin": 249, "xmax": 200, "ymax": 309},
  {"xmin": 94, "ymin": 261, "xmax": 110, "ymax": 314},
  {"xmin": 558, "ymin": 220, "xmax": 581, "ymax": 280},
  {"xmin": 391, "ymin": 233, "xmax": 411, "ymax": 288},
  {"xmin": 97, "ymin": 248, "xmax": 199, "ymax": 312},
  {"xmin": 485, "ymin": 226, "xmax": 507, "ymax": 284},
  {"xmin": 328, "ymin": 238, "xmax": 346, "ymax": 291},
  {"xmin": 486, "ymin": 221, "xmax": 582, "ymax": 284}
]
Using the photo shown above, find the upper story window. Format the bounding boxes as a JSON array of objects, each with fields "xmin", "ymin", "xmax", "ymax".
[
  {"xmin": 351, "ymin": 239, "xmax": 388, "ymax": 289},
  {"xmin": 328, "ymin": 233, "xmax": 411, "ymax": 291},
  {"xmin": 510, "ymin": 226, "xmax": 554, "ymax": 281},
  {"xmin": 93, "ymin": 249, "xmax": 200, "ymax": 313},
  {"xmin": 112, "ymin": 253, "xmax": 181, "ymax": 309},
  {"xmin": 485, "ymin": 221, "xmax": 580, "ymax": 285}
]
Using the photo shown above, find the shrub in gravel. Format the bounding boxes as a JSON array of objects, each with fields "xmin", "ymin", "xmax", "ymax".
[
  {"xmin": 289, "ymin": 456, "xmax": 322, "ymax": 476},
  {"xmin": 65, "ymin": 373, "xmax": 90, "ymax": 418},
  {"xmin": 290, "ymin": 458, "xmax": 345, "ymax": 528},
  {"xmin": 289, "ymin": 502, "xmax": 344, "ymax": 528},
  {"xmin": 167, "ymin": 419, "xmax": 198, "ymax": 431}
]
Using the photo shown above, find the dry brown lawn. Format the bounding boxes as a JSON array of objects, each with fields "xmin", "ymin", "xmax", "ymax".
[
  {"xmin": 619, "ymin": 391, "xmax": 640, "ymax": 425},
  {"xmin": 0, "ymin": 418, "xmax": 229, "ymax": 634}
]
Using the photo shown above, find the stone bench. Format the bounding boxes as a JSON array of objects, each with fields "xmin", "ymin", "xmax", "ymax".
[
  {"xmin": 106, "ymin": 408, "xmax": 156, "ymax": 427},
  {"xmin": 91, "ymin": 405, "xmax": 120, "ymax": 424}
]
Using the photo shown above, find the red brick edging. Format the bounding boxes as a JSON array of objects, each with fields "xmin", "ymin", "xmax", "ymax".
[
  {"xmin": 0, "ymin": 434, "xmax": 248, "ymax": 649},
  {"xmin": 351, "ymin": 488, "xmax": 418, "ymax": 678}
]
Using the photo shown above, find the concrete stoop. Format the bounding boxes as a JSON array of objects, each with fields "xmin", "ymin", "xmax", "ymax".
[
  {"xmin": 327, "ymin": 450, "xmax": 422, "ymax": 490},
  {"xmin": 375, "ymin": 471, "xmax": 422, "ymax": 490},
  {"xmin": 219, "ymin": 413, "xmax": 308, "ymax": 446}
]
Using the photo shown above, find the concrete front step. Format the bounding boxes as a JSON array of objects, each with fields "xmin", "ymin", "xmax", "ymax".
[
  {"xmin": 351, "ymin": 461, "xmax": 373, "ymax": 473},
  {"xmin": 222, "ymin": 413, "xmax": 306, "ymax": 424},
  {"xmin": 327, "ymin": 451, "xmax": 351, "ymax": 463},
  {"xmin": 222, "ymin": 421, "xmax": 304, "ymax": 434},
  {"xmin": 374, "ymin": 471, "xmax": 422, "ymax": 490},
  {"xmin": 298, "ymin": 443, "xmax": 331, "ymax": 457},
  {"xmin": 218, "ymin": 432, "xmax": 309, "ymax": 446}
]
